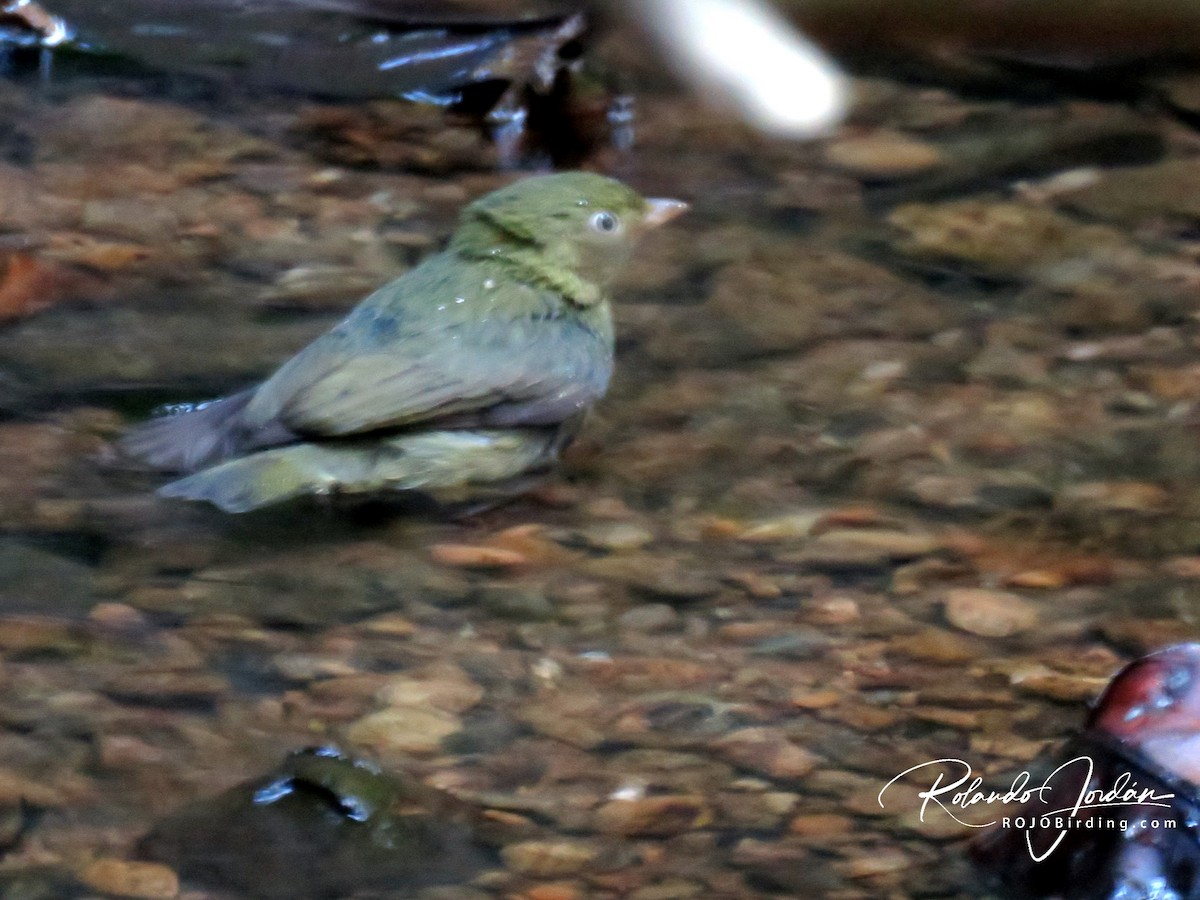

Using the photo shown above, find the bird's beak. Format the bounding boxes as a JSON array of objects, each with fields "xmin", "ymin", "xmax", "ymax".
[{"xmin": 643, "ymin": 198, "xmax": 689, "ymax": 228}]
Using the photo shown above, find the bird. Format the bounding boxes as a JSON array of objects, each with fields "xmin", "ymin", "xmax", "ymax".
[{"xmin": 122, "ymin": 171, "xmax": 687, "ymax": 513}]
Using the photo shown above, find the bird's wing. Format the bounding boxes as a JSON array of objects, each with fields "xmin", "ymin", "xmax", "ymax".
[{"xmin": 245, "ymin": 312, "xmax": 612, "ymax": 438}]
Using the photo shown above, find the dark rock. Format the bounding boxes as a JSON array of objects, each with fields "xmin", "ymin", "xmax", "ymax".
[{"xmin": 138, "ymin": 746, "xmax": 497, "ymax": 898}]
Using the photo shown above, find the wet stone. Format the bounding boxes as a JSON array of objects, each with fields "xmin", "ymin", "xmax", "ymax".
[
  {"xmin": 102, "ymin": 670, "xmax": 231, "ymax": 707},
  {"xmin": 593, "ymin": 795, "xmax": 712, "ymax": 837},
  {"xmin": 477, "ymin": 584, "xmax": 555, "ymax": 621},
  {"xmin": 345, "ymin": 706, "xmax": 463, "ymax": 757},
  {"xmin": 500, "ymin": 839, "xmax": 599, "ymax": 877},
  {"xmin": 575, "ymin": 522, "xmax": 655, "ymax": 552},
  {"xmin": 823, "ymin": 130, "xmax": 944, "ymax": 179},
  {"xmin": 0, "ymin": 615, "xmax": 89, "ymax": 658},
  {"xmin": 886, "ymin": 199, "xmax": 1127, "ymax": 278},
  {"xmin": 943, "ymin": 588, "xmax": 1038, "ymax": 638},
  {"xmin": 77, "ymin": 859, "xmax": 179, "ymax": 900},
  {"xmin": 585, "ymin": 556, "xmax": 720, "ymax": 602},
  {"xmin": 0, "ymin": 538, "xmax": 95, "ymax": 616},
  {"xmin": 617, "ymin": 603, "xmax": 680, "ymax": 633},
  {"xmin": 139, "ymin": 747, "xmax": 494, "ymax": 898}
]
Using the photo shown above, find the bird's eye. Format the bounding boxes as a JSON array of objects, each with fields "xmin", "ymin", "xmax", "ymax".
[{"xmin": 589, "ymin": 211, "xmax": 621, "ymax": 235}]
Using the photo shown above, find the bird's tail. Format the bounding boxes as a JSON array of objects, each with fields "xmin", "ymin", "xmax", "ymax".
[
  {"xmin": 121, "ymin": 388, "xmax": 294, "ymax": 473},
  {"xmin": 158, "ymin": 428, "xmax": 564, "ymax": 513}
]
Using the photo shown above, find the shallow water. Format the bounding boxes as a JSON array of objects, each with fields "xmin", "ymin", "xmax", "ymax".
[{"xmin": 3, "ymin": 8, "xmax": 1200, "ymax": 899}]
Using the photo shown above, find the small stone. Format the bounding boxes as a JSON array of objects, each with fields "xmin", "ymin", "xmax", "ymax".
[
  {"xmin": 724, "ymin": 570, "xmax": 784, "ymax": 599},
  {"xmin": 578, "ymin": 522, "xmax": 654, "ymax": 552},
  {"xmin": 430, "ymin": 543, "xmax": 527, "ymax": 569},
  {"xmin": 345, "ymin": 706, "xmax": 462, "ymax": 755},
  {"xmin": 910, "ymin": 706, "xmax": 982, "ymax": 730},
  {"xmin": 585, "ymin": 556, "xmax": 719, "ymax": 601},
  {"xmin": 892, "ymin": 628, "xmax": 978, "ymax": 664},
  {"xmin": 1004, "ymin": 569, "xmax": 1068, "ymax": 589},
  {"xmin": 802, "ymin": 597, "xmax": 860, "ymax": 626},
  {"xmin": 478, "ymin": 584, "xmax": 554, "ymax": 620},
  {"xmin": 593, "ymin": 795, "xmax": 712, "ymax": 836},
  {"xmin": 789, "ymin": 813, "xmax": 854, "ymax": 837},
  {"xmin": 501, "ymin": 840, "xmax": 599, "ymax": 877},
  {"xmin": 824, "ymin": 131, "xmax": 942, "ymax": 179},
  {"xmin": 943, "ymin": 589, "xmax": 1038, "ymax": 638},
  {"xmin": 824, "ymin": 704, "xmax": 901, "ymax": 731},
  {"xmin": 78, "ymin": 859, "xmax": 179, "ymax": 899},
  {"xmin": 1012, "ymin": 667, "xmax": 1109, "ymax": 702},
  {"xmin": 789, "ymin": 689, "xmax": 842, "ymax": 710},
  {"xmin": 103, "ymin": 670, "xmax": 230, "ymax": 706},
  {"xmin": 617, "ymin": 603, "xmax": 680, "ymax": 633},
  {"xmin": 739, "ymin": 513, "xmax": 823, "ymax": 541},
  {"xmin": 1059, "ymin": 481, "xmax": 1171, "ymax": 514},
  {"xmin": 728, "ymin": 838, "xmax": 816, "ymax": 892},
  {"xmin": 629, "ymin": 878, "xmax": 705, "ymax": 899},
  {"xmin": 712, "ymin": 727, "xmax": 821, "ymax": 779},
  {"xmin": 359, "ymin": 613, "xmax": 418, "ymax": 636},
  {"xmin": 812, "ymin": 529, "xmax": 941, "ymax": 559},
  {"xmin": 87, "ymin": 602, "xmax": 150, "ymax": 633},
  {"xmin": 0, "ymin": 615, "xmax": 88, "ymax": 656},
  {"xmin": 0, "ymin": 768, "xmax": 71, "ymax": 807},
  {"xmin": 521, "ymin": 884, "xmax": 585, "ymax": 900},
  {"xmin": 375, "ymin": 665, "xmax": 484, "ymax": 713},
  {"xmin": 837, "ymin": 848, "xmax": 912, "ymax": 879}
]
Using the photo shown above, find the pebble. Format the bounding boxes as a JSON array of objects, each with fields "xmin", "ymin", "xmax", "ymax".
[
  {"xmin": 103, "ymin": 670, "xmax": 231, "ymax": 706},
  {"xmin": 891, "ymin": 628, "xmax": 979, "ymax": 664},
  {"xmin": 617, "ymin": 603, "xmax": 680, "ymax": 633},
  {"xmin": 628, "ymin": 879, "xmax": 705, "ymax": 900},
  {"xmin": 739, "ymin": 512, "xmax": 823, "ymax": 541},
  {"xmin": 477, "ymin": 584, "xmax": 555, "ymax": 620},
  {"xmin": 712, "ymin": 728, "xmax": 821, "ymax": 779},
  {"xmin": 519, "ymin": 884, "xmax": 585, "ymax": 900},
  {"xmin": 823, "ymin": 130, "xmax": 943, "ymax": 179},
  {"xmin": 577, "ymin": 522, "xmax": 655, "ymax": 552},
  {"xmin": 78, "ymin": 859, "xmax": 179, "ymax": 899},
  {"xmin": 802, "ymin": 596, "xmax": 861, "ymax": 626},
  {"xmin": 501, "ymin": 840, "xmax": 599, "ymax": 877},
  {"xmin": 838, "ymin": 848, "xmax": 913, "ymax": 879},
  {"xmin": 0, "ymin": 615, "xmax": 87, "ymax": 656},
  {"xmin": 593, "ymin": 795, "xmax": 713, "ymax": 836},
  {"xmin": 812, "ymin": 529, "xmax": 941, "ymax": 559},
  {"xmin": 430, "ymin": 543, "xmax": 528, "ymax": 569},
  {"xmin": 943, "ymin": 588, "xmax": 1038, "ymax": 638},
  {"xmin": 0, "ymin": 767, "xmax": 71, "ymax": 807},
  {"xmin": 344, "ymin": 706, "xmax": 462, "ymax": 755},
  {"xmin": 375, "ymin": 665, "xmax": 484, "ymax": 713},
  {"xmin": 1011, "ymin": 667, "xmax": 1109, "ymax": 702},
  {"xmin": 86, "ymin": 602, "xmax": 150, "ymax": 634},
  {"xmin": 585, "ymin": 556, "xmax": 720, "ymax": 602},
  {"xmin": 789, "ymin": 813, "xmax": 855, "ymax": 837},
  {"xmin": 1059, "ymin": 481, "xmax": 1171, "ymax": 514}
]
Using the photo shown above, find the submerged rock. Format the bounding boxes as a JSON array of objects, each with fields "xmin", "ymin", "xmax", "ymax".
[{"xmin": 138, "ymin": 746, "xmax": 496, "ymax": 898}]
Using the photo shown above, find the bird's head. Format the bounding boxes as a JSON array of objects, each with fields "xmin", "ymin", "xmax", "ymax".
[{"xmin": 451, "ymin": 172, "xmax": 687, "ymax": 306}]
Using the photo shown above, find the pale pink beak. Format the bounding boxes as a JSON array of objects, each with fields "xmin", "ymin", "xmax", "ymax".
[{"xmin": 643, "ymin": 198, "xmax": 689, "ymax": 228}]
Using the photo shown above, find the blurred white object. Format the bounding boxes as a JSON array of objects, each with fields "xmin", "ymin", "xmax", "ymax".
[{"xmin": 639, "ymin": 0, "xmax": 848, "ymax": 137}]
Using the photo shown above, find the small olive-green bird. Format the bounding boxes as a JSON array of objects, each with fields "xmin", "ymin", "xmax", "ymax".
[{"xmin": 123, "ymin": 172, "xmax": 687, "ymax": 513}]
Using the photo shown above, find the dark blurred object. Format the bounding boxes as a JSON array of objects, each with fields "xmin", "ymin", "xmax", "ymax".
[
  {"xmin": 138, "ymin": 746, "xmax": 497, "ymax": 899},
  {"xmin": 972, "ymin": 642, "xmax": 1200, "ymax": 899},
  {"xmin": 786, "ymin": 0, "xmax": 1200, "ymax": 70},
  {"xmin": 1, "ymin": 0, "xmax": 613, "ymax": 164}
]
